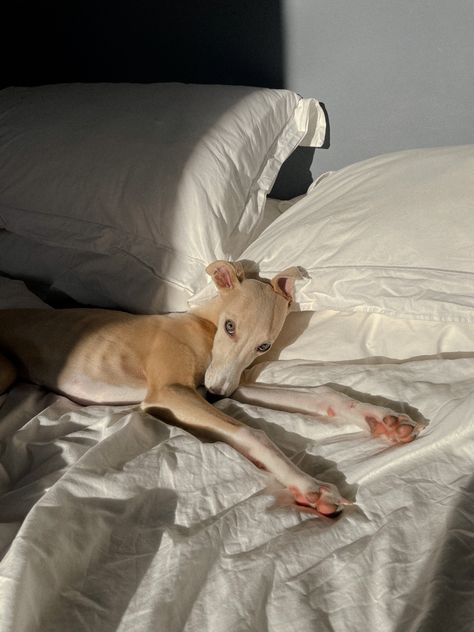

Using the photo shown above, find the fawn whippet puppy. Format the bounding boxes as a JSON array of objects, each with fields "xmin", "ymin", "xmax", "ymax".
[{"xmin": 0, "ymin": 261, "xmax": 425, "ymax": 517}]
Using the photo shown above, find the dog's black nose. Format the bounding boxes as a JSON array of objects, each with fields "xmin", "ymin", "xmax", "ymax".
[{"xmin": 205, "ymin": 390, "xmax": 224, "ymax": 404}]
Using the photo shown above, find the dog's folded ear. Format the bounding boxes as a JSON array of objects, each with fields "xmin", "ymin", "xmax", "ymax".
[
  {"xmin": 270, "ymin": 267, "xmax": 306, "ymax": 304},
  {"xmin": 206, "ymin": 260, "xmax": 245, "ymax": 290}
]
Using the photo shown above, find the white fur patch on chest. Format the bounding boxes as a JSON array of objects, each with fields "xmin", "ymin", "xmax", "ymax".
[{"xmin": 58, "ymin": 373, "xmax": 147, "ymax": 405}]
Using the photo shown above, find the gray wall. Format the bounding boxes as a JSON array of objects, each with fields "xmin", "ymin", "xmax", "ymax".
[{"xmin": 282, "ymin": 0, "xmax": 474, "ymax": 177}]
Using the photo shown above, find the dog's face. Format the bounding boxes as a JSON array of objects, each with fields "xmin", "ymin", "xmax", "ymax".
[{"xmin": 204, "ymin": 261, "xmax": 301, "ymax": 396}]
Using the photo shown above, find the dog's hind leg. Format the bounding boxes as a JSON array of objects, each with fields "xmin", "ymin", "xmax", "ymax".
[{"xmin": 0, "ymin": 353, "xmax": 17, "ymax": 395}]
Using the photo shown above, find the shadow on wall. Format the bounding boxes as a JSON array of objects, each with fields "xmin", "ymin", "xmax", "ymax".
[
  {"xmin": 271, "ymin": 102, "xmax": 329, "ymax": 199},
  {"xmin": 3, "ymin": 1, "xmax": 285, "ymax": 88},
  {"xmin": 2, "ymin": 0, "xmax": 322, "ymax": 199}
]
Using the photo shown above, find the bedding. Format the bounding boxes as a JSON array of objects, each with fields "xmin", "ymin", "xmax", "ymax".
[
  {"xmin": 194, "ymin": 145, "xmax": 474, "ymax": 323},
  {"xmin": 0, "ymin": 193, "xmax": 285, "ymax": 310},
  {"xmin": 1, "ymin": 285, "xmax": 473, "ymax": 632},
  {"xmin": 0, "ymin": 83, "xmax": 325, "ymax": 313},
  {"xmin": 259, "ymin": 308, "xmax": 474, "ymax": 364},
  {"xmin": 1, "ymin": 143, "xmax": 473, "ymax": 632},
  {"xmin": 0, "ymin": 359, "xmax": 472, "ymax": 632}
]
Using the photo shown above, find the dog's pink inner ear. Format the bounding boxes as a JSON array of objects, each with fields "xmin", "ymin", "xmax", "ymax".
[
  {"xmin": 277, "ymin": 277, "xmax": 293, "ymax": 300},
  {"xmin": 272, "ymin": 276, "xmax": 295, "ymax": 303},
  {"xmin": 270, "ymin": 266, "xmax": 304, "ymax": 303},
  {"xmin": 213, "ymin": 265, "xmax": 235, "ymax": 289}
]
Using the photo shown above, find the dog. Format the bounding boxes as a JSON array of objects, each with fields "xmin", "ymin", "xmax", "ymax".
[{"xmin": 0, "ymin": 261, "xmax": 426, "ymax": 517}]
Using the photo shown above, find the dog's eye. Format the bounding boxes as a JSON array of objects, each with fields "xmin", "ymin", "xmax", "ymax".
[
  {"xmin": 224, "ymin": 319, "xmax": 236, "ymax": 336},
  {"xmin": 256, "ymin": 342, "xmax": 271, "ymax": 353}
]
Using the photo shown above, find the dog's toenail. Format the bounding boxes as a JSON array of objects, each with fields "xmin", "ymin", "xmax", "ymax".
[{"xmin": 325, "ymin": 509, "xmax": 343, "ymax": 519}]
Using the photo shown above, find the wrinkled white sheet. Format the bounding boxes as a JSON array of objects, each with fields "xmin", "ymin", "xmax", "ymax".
[{"xmin": 1, "ymin": 352, "xmax": 473, "ymax": 632}]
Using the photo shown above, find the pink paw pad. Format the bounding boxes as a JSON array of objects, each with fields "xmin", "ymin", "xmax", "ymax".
[
  {"xmin": 365, "ymin": 413, "xmax": 422, "ymax": 443},
  {"xmin": 288, "ymin": 485, "xmax": 347, "ymax": 517}
]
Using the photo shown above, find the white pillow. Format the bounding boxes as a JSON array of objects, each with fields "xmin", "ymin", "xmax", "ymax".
[
  {"xmin": 0, "ymin": 276, "xmax": 50, "ymax": 309},
  {"xmin": 0, "ymin": 83, "xmax": 326, "ymax": 312},
  {"xmin": 239, "ymin": 145, "xmax": 474, "ymax": 323}
]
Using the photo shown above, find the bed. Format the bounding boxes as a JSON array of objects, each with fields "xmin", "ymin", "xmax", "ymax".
[{"xmin": 0, "ymin": 84, "xmax": 473, "ymax": 632}]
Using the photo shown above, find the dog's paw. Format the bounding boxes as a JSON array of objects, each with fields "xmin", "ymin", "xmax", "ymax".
[
  {"xmin": 365, "ymin": 409, "xmax": 427, "ymax": 444},
  {"xmin": 287, "ymin": 481, "xmax": 353, "ymax": 518}
]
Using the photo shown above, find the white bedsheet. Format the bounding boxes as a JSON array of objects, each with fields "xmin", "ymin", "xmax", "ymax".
[
  {"xmin": 0, "ymin": 283, "xmax": 473, "ymax": 632},
  {"xmin": 1, "ymin": 361, "xmax": 473, "ymax": 631}
]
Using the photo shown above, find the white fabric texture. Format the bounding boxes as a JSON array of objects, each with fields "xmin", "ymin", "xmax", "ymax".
[
  {"xmin": 238, "ymin": 145, "xmax": 474, "ymax": 323},
  {"xmin": 1, "ymin": 141, "xmax": 473, "ymax": 631},
  {"xmin": 0, "ymin": 277, "xmax": 50, "ymax": 310},
  {"xmin": 257, "ymin": 308, "xmax": 474, "ymax": 364},
  {"xmin": 0, "ymin": 83, "xmax": 326, "ymax": 313},
  {"xmin": 0, "ymin": 280, "xmax": 473, "ymax": 632},
  {"xmin": 0, "ymin": 192, "xmax": 286, "ymax": 311},
  {"xmin": 0, "ymin": 360, "xmax": 472, "ymax": 632}
]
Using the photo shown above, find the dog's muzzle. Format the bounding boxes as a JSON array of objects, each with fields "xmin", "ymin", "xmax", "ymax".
[{"xmin": 204, "ymin": 368, "xmax": 239, "ymax": 398}]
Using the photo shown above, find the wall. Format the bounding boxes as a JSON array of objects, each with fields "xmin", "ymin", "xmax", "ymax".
[
  {"xmin": 2, "ymin": 1, "xmax": 473, "ymax": 192},
  {"xmin": 282, "ymin": 0, "xmax": 474, "ymax": 176}
]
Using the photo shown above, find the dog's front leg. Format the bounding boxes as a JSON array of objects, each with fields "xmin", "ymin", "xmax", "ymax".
[
  {"xmin": 234, "ymin": 384, "xmax": 426, "ymax": 443},
  {"xmin": 142, "ymin": 385, "xmax": 348, "ymax": 516}
]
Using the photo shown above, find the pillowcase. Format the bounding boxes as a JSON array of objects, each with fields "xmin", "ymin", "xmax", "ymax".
[
  {"xmin": 0, "ymin": 276, "xmax": 50, "ymax": 309},
  {"xmin": 238, "ymin": 145, "xmax": 474, "ymax": 323},
  {"xmin": 0, "ymin": 82, "xmax": 326, "ymax": 313}
]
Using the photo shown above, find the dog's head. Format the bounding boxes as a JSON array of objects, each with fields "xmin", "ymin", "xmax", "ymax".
[{"xmin": 203, "ymin": 260, "xmax": 303, "ymax": 396}]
